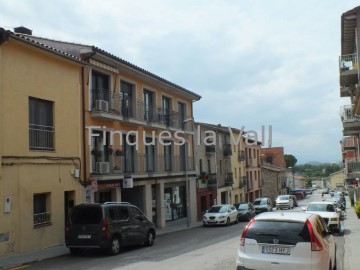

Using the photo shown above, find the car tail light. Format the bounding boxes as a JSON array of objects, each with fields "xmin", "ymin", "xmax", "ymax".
[
  {"xmin": 101, "ymin": 218, "xmax": 109, "ymax": 237},
  {"xmin": 306, "ymin": 219, "xmax": 323, "ymax": 251},
  {"xmin": 240, "ymin": 218, "xmax": 255, "ymax": 246}
]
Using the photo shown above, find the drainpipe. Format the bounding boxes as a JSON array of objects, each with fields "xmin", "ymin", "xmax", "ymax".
[{"xmin": 81, "ymin": 66, "xmax": 87, "ymax": 187}]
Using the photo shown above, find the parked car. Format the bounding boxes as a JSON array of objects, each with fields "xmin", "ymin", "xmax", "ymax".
[
  {"xmin": 290, "ymin": 194, "xmax": 298, "ymax": 207},
  {"xmin": 253, "ymin": 198, "xmax": 273, "ymax": 214},
  {"xmin": 234, "ymin": 202, "xmax": 255, "ymax": 221},
  {"xmin": 291, "ymin": 191, "xmax": 304, "ymax": 200},
  {"xmin": 275, "ymin": 195, "xmax": 294, "ymax": 210},
  {"xmin": 236, "ymin": 211, "xmax": 337, "ymax": 270},
  {"xmin": 304, "ymin": 201, "xmax": 341, "ymax": 234},
  {"xmin": 203, "ymin": 204, "xmax": 239, "ymax": 226},
  {"xmin": 65, "ymin": 202, "xmax": 156, "ymax": 255}
]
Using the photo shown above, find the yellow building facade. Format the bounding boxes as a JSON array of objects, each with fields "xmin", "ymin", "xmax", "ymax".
[
  {"xmin": 30, "ymin": 37, "xmax": 202, "ymax": 228},
  {"xmin": 0, "ymin": 28, "xmax": 84, "ymax": 256},
  {"xmin": 230, "ymin": 129, "xmax": 246, "ymax": 203}
]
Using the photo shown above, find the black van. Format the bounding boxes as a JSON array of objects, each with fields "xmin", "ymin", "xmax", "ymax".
[{"xmin": 65, "ymin": 202, "xmax": 156, "ymax": 255}]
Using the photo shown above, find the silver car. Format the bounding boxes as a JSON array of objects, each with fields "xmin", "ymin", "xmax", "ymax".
[
  {"xmin": 236, "ymin": 211, "xmax": 336, "ymax": 270},
  {"xmin": 203, "ymin": 204, "xmax": 239, "ymax": 226}
]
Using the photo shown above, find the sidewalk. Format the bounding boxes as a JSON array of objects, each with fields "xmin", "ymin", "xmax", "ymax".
[
  {"xmin": 343, "ymin": 196, "xmax": 360, "ymax": 270},
  {"xmin": 0, "ymin": 219, "xmax": 202, "ymax": 270}
]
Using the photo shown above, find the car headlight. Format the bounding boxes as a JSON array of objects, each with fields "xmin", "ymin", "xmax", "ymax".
[
  {"xmin": 203, "ymin": 216, "xmax": 207, "ymax": 220},
  {"xmin": 219, "ymin": 216, "xmax": 226, "ymax": 219},
  {"xmin": 330, "ymin": 217, "xmax": 338, "ymax": 221}
]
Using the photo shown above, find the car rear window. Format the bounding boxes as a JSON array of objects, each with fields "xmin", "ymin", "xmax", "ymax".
[
  {"xmin": 238, "ymin": 204, "xmax": 248, "ymax": 210},
  {"xmin": 245, "ymin": 220, "xmax": 310, "ymax": 245},
  {"xmin": 253, "ymin": 199, "xmax": 266, "ymax": 205},
  {"xmin": 70, "ymin": 206, "xmax": 103, "ymax": 224}
]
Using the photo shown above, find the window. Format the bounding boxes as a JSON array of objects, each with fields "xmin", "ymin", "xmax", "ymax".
[
  {"xmin": 178, "ymin": 102, "xmax": 186, "ymax": 129},
  {"xmin": 164, "ymin": 141, "xmax": 172, "ymax": 171},
  {"xmin": 145, "ymin": 137, "xmax": 155, "ymax": 172},
  {"xmin": 162, "ymin": 96, "xmax": 171, "ymax": 126},
  {"xmin": 120, "ymin": 80, "xmax": 134, "ymax": 117},
  {"xmin": 29, "ymin": 97, "xmax": 54, "ymax": 151},
  {"xmin": 92, "ymin": 70, "xmax": 110, "ymax": 101},
  {"xmin": 144, "ymin": 89, "xmax": 154, "ymax": 121},
  {"xmin": 33, "ymin": 193, "xmax": 51, "ymax": 226}
]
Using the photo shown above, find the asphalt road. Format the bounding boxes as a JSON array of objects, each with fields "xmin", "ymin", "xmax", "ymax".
[{"xmin": 24, "ymin": 190, "xmax": 345, "ymax": 270}]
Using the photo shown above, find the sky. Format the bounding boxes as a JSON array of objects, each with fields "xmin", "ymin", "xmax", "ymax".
[{"xmin": 1, "ymin": 0, "xmax": 359, "ymax": 164}]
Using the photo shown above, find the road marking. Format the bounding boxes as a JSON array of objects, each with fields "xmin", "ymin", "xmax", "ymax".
[{"xmin": 9, "ymin": 265, "xmax": 29, "ymax": 270}]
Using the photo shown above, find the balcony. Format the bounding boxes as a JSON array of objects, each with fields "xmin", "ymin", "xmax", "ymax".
[
  {"xmin": 224, "ymin": 172, "xmax": 234, "ymax": 186},
  {"xmin": 341, "ymin": 105, "xmax": 360, "ymax": 136},
  {"xmin": 346, "ymin": 159, "xmax": 360, "ymax": 178},
  {"xmin": 90, "ymin": 88, "xmax": 192, "ymax": 131},
  {"xmin": 223, "ymin": 144, "xmax": 232, "ymax": 156},
  {"xmin": 238, "ymin": 150, "xmax": 246, "ymax": 161},
  {"xmin": 339, "ymin": 53, "xmax": 358, "ymax": 87},
  {"xmin": 205, "ymin": 145, "xmax": 215, "ymax": 154},
  {"xmin": 240, "ymin": 176, "xmax": 247, "ymax": 188},
  {"xmin": 91, "ymin": 153, "xmax": 195, "ymax": 177},
  {"xmin": 247, "ymin": 178, "xmax": 254, "ymax": 191},
  {"xmin": 207, "ymin": 173, "xmax": 217, "ymax": 188},
  {"xmin": 340, "ymin": 85, "xmax": 357, "ymax": 97}
]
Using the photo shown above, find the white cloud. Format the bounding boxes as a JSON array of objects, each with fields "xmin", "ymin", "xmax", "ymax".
[{"xmin": 2, "ymin": 0, "xmax": 359, "ymax": 163}]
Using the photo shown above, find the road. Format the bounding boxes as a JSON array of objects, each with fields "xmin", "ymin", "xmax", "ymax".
[{"xmin": 25, "ymin": 190, "xmax": 345, "ymax": 270}]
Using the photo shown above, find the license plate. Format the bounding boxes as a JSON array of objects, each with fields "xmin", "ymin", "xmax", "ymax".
[
  {"xmin": 78, "ymin": 235, "xmax": 91, "ymax": 239},
  {"xmin": 261, "ymin": 245, "xmax": 290, "ymax": 255}
]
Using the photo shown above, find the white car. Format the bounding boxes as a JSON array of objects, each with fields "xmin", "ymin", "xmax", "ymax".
[
  {"xmin": 275, "ymin": 195, "xmax": 294, "ymax": 210},
  {"xmin": 304, "ymin": 201, "xmax": 341, "ymax": 234},
  {"xmin": 203, "ymin": 204, "xmax": 238, "ymax": 226},
  {"xmin": 236, "ymin": 211, "xmax": 336, "ymax": 270}
]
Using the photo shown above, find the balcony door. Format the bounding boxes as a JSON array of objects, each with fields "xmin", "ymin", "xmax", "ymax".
[
  {"xmin": 164, "ymin": 141, "xmax": 172, "ymax": 172},
  {"xmin": 162, "ymin": 96, "xmax": 171, "ymax": 126},
  {"xmin": 144, "ymin": 90, "xmax": 154, "ymax": 121},
  {"xmin": 145, "ymin": 138, "xmax": 155, "ymax": 172},
  {"xmin": 120, "ymin": 80, "xmax": 133, "ymax": 117},
  {"xmin": 92, "ymin": 71, "xmax": 110, "ymax": 102},
  {"xmin": 123, "ymin": 134, "xmax": 135, "ymax": 173},
  {"xmin": 178, "ymin": 102, "xmax": 186, "ymax": 129}
]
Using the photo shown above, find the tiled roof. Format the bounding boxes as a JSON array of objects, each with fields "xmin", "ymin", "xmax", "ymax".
[
  {"xmin": 0, "ymin": 28, "xmax": 85, "ymax": 64},
  {"xmin": 21, "ymin": 34, "xmax": 201, "ymax": 100}
]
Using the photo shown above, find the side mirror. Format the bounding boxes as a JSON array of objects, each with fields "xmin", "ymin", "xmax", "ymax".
[{"xmin": 301, "ymin": 207, "xmax": 306, "ymax": 211}]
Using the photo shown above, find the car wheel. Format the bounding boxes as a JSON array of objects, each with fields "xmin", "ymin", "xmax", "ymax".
[
  {"xmin": 69, "ymin": 248, "xmax": 81, "ymax": 256},
  {"xmin": 108, "ymin": 236, "xmax": 121, "ymax": 255},
  {"xmin": 226, "ymin": 217, "xmax": 230, "ymax": 226},
  {"xmin": 145, "ymin": 231, "xmax": 155, "ymax": 246}
]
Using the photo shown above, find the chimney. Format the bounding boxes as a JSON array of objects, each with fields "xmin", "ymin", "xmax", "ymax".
[{"xmin": 14, "ymin": 26, "xmax": 32, "ymax": 35}]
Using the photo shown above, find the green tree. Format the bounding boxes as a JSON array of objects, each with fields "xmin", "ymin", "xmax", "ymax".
[{"xmin": 284, "ymin": 154, "xmax": 297, "ymax": 168}]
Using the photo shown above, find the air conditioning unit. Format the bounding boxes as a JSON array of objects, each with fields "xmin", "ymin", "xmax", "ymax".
[
  {"xmin": 96, "ymin": 162, "xmax": 110, "ymax": 174},
  {"xmin": 95, "ymin": 100, "xmax": 109, "ymax": 112}
]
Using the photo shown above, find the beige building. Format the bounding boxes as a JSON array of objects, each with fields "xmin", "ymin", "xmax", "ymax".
[
  {"xmin": 329, "ymin": 171, "xmax": 344, "ymax": 190},
  {"xmin": 0, "ymin": 27, "xmax": 84, "ymax": 256},
  {"xmin": 245, "ymin": 140, "xmax": 262, "ymax": 202},
  {"xmin": 230, "ymin": 130, "xmax": 246, "ymax": 203},
  {"xmin": 31, "ymin": 32, "xmax": 201, "ymax": 228}
]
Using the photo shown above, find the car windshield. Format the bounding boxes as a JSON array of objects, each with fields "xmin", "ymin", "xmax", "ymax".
[
  {"xmin": 307, "ymin": 203, "xmax": 335, "ymax": 212},
  {"xmin": 208, "ymin": 205, "xmax": 228, "ymax": 213},
  {"xmin": 253, "ymin": 199, "xmax": 266, "ymax": 205},
  {"xmin": 278, "ymin": 195, "xmax": 289, "ymax": 200},
  {"xmin": 245, "ymin": 221, "xmax": 310, "ymax": 245},
  {"xmin": 238, "ymin": 204, "xmax": 248, "ymax": 210}
]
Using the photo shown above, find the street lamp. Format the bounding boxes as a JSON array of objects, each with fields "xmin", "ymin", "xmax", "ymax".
[{"xmin": 183, "ymin": 118, "xmax": 194, "ymax": 227}]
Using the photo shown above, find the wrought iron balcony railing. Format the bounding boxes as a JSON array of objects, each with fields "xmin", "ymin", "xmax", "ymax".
[
  {"xmin": 91, "ymin": 88, "xmax": 191, "ymax": 130},
  {"xmin": 91, "ymin": 153, "xmax": 194, "ymax": 175}
]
